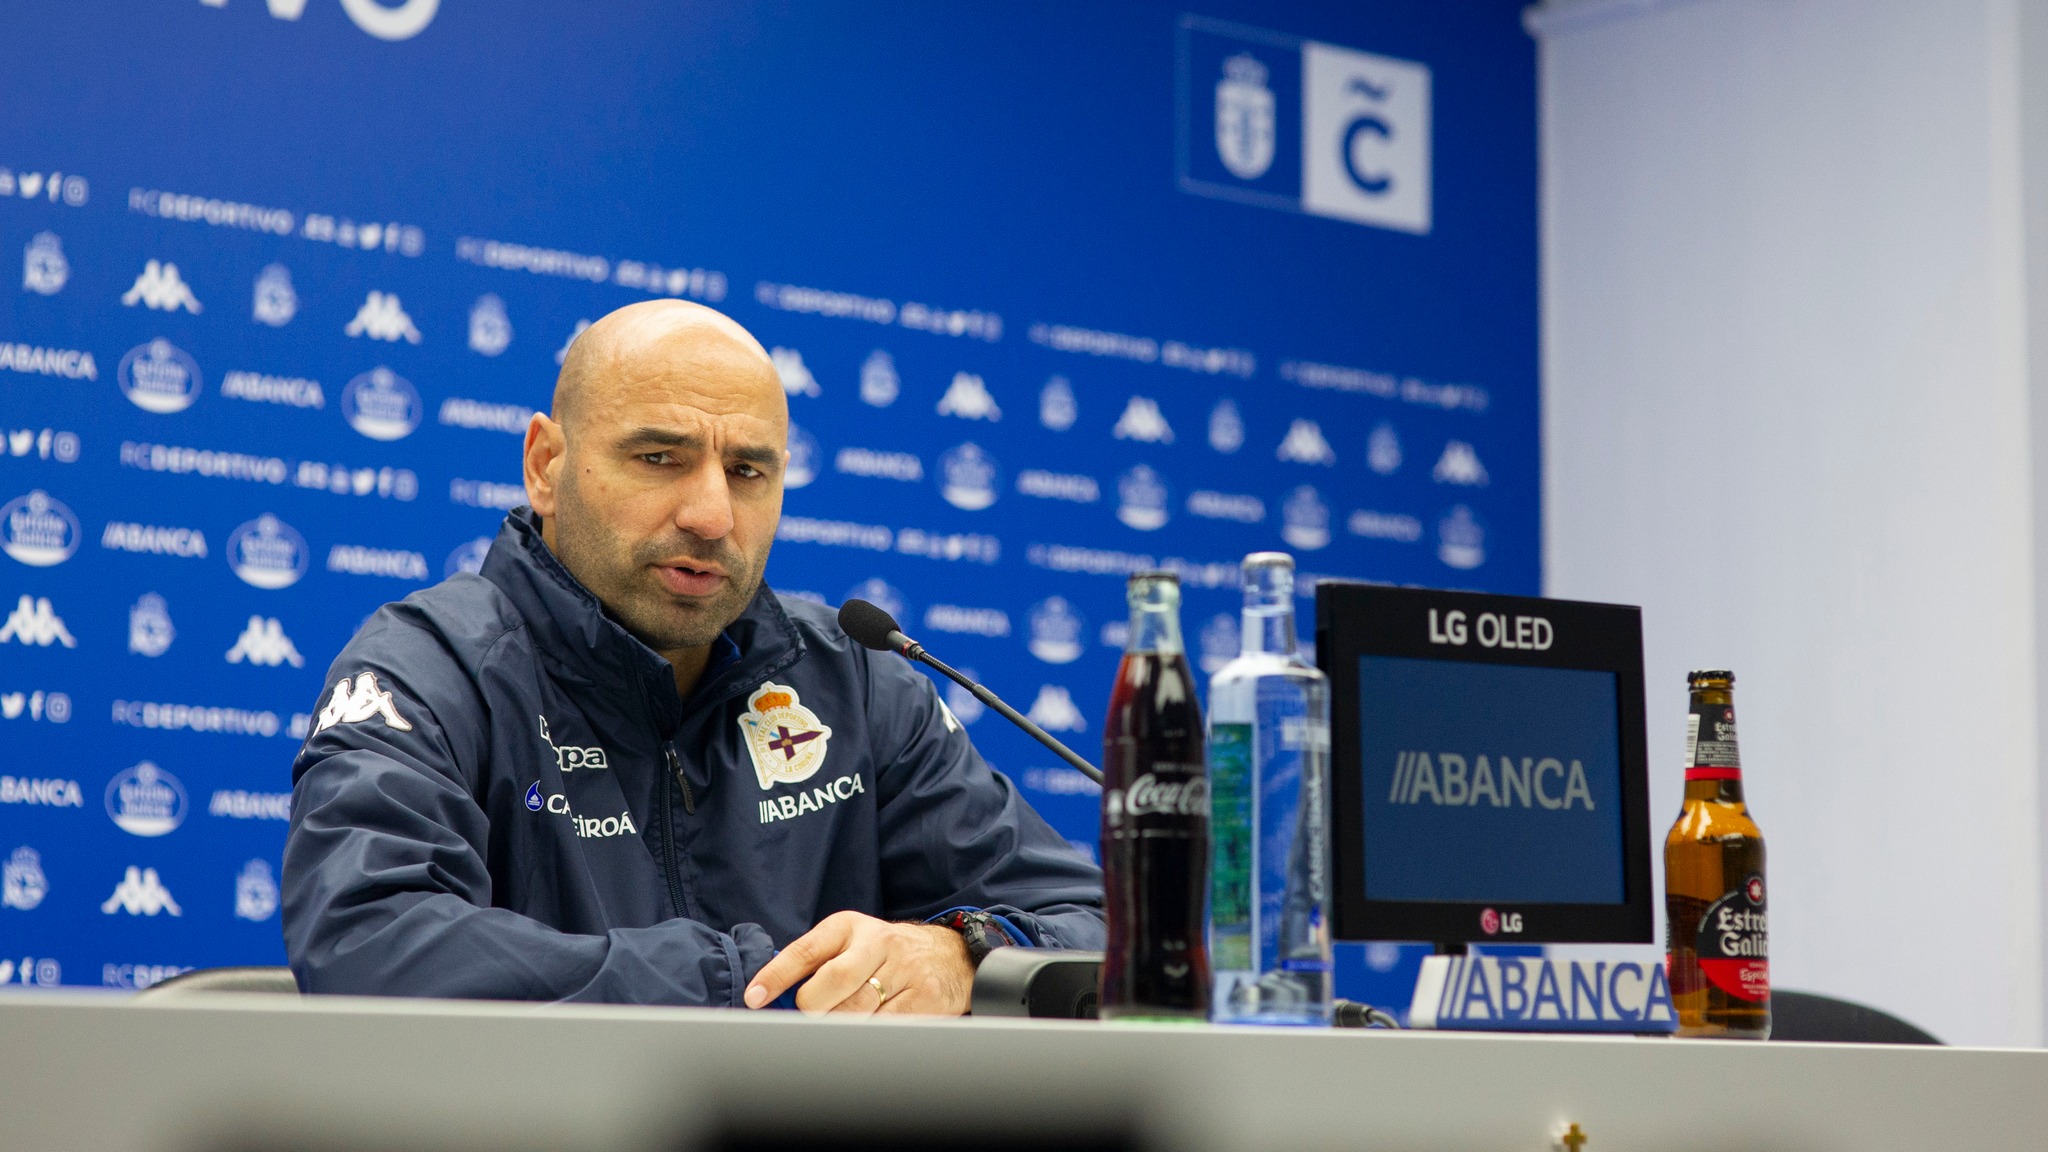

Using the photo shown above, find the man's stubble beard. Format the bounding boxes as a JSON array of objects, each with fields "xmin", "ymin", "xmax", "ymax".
[{"xmin": 547, "ymin": 468, "xmax": 767, "ymax": 654}]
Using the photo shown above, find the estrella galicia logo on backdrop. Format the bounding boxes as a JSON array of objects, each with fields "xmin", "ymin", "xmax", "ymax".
[
  {"xmin": 1179, "ymin": 16, "xmax": 1432, "ymax": 234},
  {"xmin": 118, "ymin": 338, "xmax": 203, "ymax": 414},
  {"xmin": 1116, "ymin": 464, "xmax": 1170, "ymax": 531},
  {"xmin": 1027, "ymin": 596, "xmax": 1085, "ymax": 664},
  {"xmin": 785, "ymin": 423, "xmax": 819, "ymax": 489},
  {"xmin": 1438, "ymin": 505, "xmax": 1486, "ymax": 571},
  {"xmin": 342, "ymin": 366, "xmax": 422, "ymax": 441},
  {"xmin": 2, "ymin": 490, "xmax": 80, "ymax": 566},
  {"xmin": 105, "ymin": 761, "xmax": 188, "ymax": 837},
  {"xmin": 1281, "ymin": 485, "xmax": 1330, "ymax": 551},
  {"xmin": 938, "ymin": 442, "xmax": 999, "ymax": 510},
  {"xmin": 227, "ymin": 514, "xmax": 309, "ymax": 589}
]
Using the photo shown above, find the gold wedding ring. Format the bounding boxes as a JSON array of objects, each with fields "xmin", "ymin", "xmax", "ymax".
[{"xmin": 866, "ymin": 976, "xmax": 887, "ymax": 1001}]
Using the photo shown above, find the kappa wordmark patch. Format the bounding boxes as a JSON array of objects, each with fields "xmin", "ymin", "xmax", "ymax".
[{"xmin": 738, "ymin": 681, "xmax": 833, "ymax": 790}]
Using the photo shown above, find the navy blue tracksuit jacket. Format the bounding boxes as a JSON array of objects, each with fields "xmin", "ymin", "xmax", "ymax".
[{"xmin": 282, "ymin": 508, "xmax": 1105, "ymax": 1005}]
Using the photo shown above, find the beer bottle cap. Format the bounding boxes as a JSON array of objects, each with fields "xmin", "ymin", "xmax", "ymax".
[
  {"xmin": 1131, "ymin": 569, "xmax": 1179, "ymax": 584},
  {"xmin": 1687, "ymin": 669, "xmax": 1735, "ymax": 684}
]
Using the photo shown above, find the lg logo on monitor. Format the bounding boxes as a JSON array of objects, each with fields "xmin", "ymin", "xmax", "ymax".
[{"xmin": 198, "ymin": 0, "xmax": 439, "ymax": 42}]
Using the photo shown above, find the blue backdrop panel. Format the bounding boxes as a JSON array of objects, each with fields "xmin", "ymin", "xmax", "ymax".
[{"xmin": 0, "ymin": 0, "xmax": 1537, "ymax": 1004}]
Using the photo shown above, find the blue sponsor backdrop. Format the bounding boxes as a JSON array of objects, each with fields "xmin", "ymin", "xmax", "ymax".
[{"xmin": 0, "ymin": 1, "xmax": 1536, "ymax": 1004}]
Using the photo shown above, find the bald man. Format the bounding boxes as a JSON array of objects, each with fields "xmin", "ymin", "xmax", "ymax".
[{"xmin": 283, "ymin": 300, "xmax": 1104, "ymax": 1014}]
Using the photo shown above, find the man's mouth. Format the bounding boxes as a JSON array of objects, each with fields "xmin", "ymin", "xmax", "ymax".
[{"xmin": 656, "ymin": 561, "xmax": 726, "ymax": 597}]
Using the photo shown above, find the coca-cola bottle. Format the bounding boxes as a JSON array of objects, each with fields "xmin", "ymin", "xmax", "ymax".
[{"xmin": 1099, "ymin": 570, "xmax": 1210, "ymax": 1022}]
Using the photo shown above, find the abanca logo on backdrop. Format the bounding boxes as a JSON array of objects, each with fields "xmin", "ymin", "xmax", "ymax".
[{"xmin": 198, "ymin": 0, "xmax": 440, "ymax": 42}]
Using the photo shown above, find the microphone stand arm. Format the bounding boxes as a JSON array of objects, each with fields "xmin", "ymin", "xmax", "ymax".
[{"xmin": 899, "ymin": 638, "xmax": 1105, "ymax": 786}]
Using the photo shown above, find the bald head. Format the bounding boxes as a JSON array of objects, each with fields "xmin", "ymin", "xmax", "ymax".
[
  {"xmin": 552, "ymin": 298, "xmax": 782, "ymax": 435},
  {"xmin": 522, "ymin": 300, "xmax": 791, "ymax": 689}
]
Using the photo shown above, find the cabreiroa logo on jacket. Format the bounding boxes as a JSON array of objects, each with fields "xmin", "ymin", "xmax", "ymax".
[{"xmin": 739, "ymin": 682, "xmax": 833, "ymax": 790}]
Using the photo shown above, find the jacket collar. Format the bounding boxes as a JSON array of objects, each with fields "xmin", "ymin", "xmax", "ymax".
[{"xmin": 481, "ymin": 508, "xmax": 805, "ymax": 730}]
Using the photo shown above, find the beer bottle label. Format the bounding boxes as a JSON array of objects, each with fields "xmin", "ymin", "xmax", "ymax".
[
  {"xmin": 1207, "ymin": 723, "xmax": 1254, "ymax": 972},
  {"xmin": 1685, "ymin": 704, "xmax": 1742, "ymax": 781},
  {"xmin": 1694, "ymin": 873, "xmax": 1769, "ymax": 1002}
]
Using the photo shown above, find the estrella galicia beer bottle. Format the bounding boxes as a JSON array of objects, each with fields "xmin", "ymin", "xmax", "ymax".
[
  {"xmin": 1099, "ymin": 570, "xmax": 1211, "ymax": 1022},
  {"xmin": 1664, "ymin": 670, "xmax": 1770, "ymax": 1039}
]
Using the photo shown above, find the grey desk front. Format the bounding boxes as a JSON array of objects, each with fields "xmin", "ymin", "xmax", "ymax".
[{"xmin": 0, "ymin": 990, "xmax": 2038, "ymax": 1151}]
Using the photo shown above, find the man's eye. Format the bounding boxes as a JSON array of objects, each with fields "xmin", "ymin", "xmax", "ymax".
[
  {"xmin": 638, "ymin": 452, "xmax": 671, "ymax": 466},
  {"xmin": 731, "ymin": 463, "xmax": 762, "ymax": 480}
]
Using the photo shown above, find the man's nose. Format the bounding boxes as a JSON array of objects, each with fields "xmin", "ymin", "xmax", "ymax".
[{"xmin": 673, "ymin": 458, "xmax": 736, "ymax": 540}]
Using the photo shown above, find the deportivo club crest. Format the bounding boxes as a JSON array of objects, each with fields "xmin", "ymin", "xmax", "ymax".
[
  {"xmin": 1215, "ymin": 53, "xmax": 1277, "ymax": 180},
  {"xmin": 739, "ymin": 682, "xmax": 834, "ymax": 791},
  {"xmin": 3, "ymin": 846, "xmax": 47, "ymax": 911},
  {"xmin": 22, "ymin": 232, "xmax": 68, "ymax": 296}
]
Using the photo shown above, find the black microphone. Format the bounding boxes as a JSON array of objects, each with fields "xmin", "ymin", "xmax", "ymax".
[{"xmin": 838, "ymin": 599, "xmax": 1104, "ymax": 785}]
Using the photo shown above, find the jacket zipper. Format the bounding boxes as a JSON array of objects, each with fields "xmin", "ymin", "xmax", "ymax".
[{"xmin": 657, "ymin": 741, "xmax": 689, "ymax": 918}]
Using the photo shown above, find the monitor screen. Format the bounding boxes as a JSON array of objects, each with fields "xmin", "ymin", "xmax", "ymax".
[{"xmin": 1356, "ymin": 655, "xmax": 1626, "ymax": 905}]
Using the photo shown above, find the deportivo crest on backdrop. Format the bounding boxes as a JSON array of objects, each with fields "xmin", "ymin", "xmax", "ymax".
[
  {"xmin": 1180, "ymin": 15, "xmax": 1432, "ymax": 233},
  {"xmin": 739, "ymin": 683, "xmax": 834, "ymax": 791}
]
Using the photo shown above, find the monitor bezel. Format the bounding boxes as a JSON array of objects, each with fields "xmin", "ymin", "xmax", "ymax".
[{"xmin": 1317, "ymin": 582, "xmax": 1654, "ymax": 944}]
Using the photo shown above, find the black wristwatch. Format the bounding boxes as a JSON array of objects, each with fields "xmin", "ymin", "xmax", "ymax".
[{"xmin": 934, "ymin": 909, "xmax": 1012, "ymax": 969}]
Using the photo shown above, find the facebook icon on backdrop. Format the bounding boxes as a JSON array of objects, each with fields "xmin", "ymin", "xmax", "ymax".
[{"xmin": 1179, "ymin": 14, "xmax": 1433, "ymax": 234}]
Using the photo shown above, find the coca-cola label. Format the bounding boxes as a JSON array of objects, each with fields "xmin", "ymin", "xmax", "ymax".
[
  {"xmin": 1684, "ymin": 704, "xmax": 1741, "ymax": 781},
  {"xmin": 1105, "ymin": 765, "xmax": 1209, "ymax": 828},
  {"xmin": 1695, "ymin": 873, "xmax": 1769, "ymax": 1002}
]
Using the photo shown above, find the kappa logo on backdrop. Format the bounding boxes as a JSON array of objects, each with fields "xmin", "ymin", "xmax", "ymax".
[
  {"xmin": 315, "ymin": 671, "xmax": 414, "ymax": 734},
  {"xmin": 225, "ymin": 616, "xmax": 304, "ymax": 667},
  {"xmin": 1025, "ymin": 685, "xmax": 1087, "ymax": 733},
  {"xmin": 235, "ymin": 859, "xmax": 279, "ymax": 921},
  {"xmin": 1276, "ymin": 419, "xmax": 1336, "ymax": 465},
  {"xmin": 102, "ymin": 866, "xmax": 180, "ymax": 916},
  {"xmin": 252, "ymin": 263, "xmax": 297, "ymax": 326},
  {"xmin": 936, "ymin": 372, "xmax": 1001, "ymax": 420},
  {"xmin": 784, "ymin": 423, "xmax": 819, "ymax": 489},
  {"xmin": 118, "ymin": 339, "xmax": 203, "ymax": 414},
  {"xmin": 539, "ymin": 715, "xmax": 609, "ymax": 773},
  {"xmin": 1, "ymin": 490, "xmax": 80, "ymax": 566},
  {"xmin": 122, "ymin": 260, "xmax": 202, "ymax": 313},
  {"xmin": 1433, "ymin": 440, "xmax": 1489, "ymax": 486},
  {"xmin": 860, "ymin": 350, "xmax": 900, "ymax": 407},
  {"xmin": 0, "ymin": 595, "xmax": 74, "ymax": 648},
  {"xmin": 1039, "ymin": 376, "xmax": 1077, "ymax": 430},
  {"xmin": 938, "ymin": 442, "xmax": 999, "ymax": 511},
  {"xmin": 228, "ymin": 514, "xmax": 309, "ymax": 589},
  {"xmin": 3, "ymin": 846, "xmax": 47, "ymax": 910},
  {"xmin": 342, "ymin": 366, "xmax": 422, "ymax": 440},
  {"xmin": 106, "ymin": 761, "xmax": 188, "ymax": 837},
  {"xmin": 129, "ymin": 592, "xmax": 174, "ymax": 656},
  {"xmin": 739, "ymin": 682, "xmax": 834, "ymax": 791},
  {"xmin": 771, "ymin": 347, "xmax": 819, "ymax": 397},
  {"xmin": 1027, "ymin": 597, "xmax": 1085, "ymax": 664},
  {"xmin": 345, "ymin": 290, "xmax": 421, "ymax": 343},
  {"xmin": 1112, "ymin": 396, "xmax": 1173, "ymax": 443},
  {"xmin": 199, "ymin": 0, "xmax": 442, "ymax": 42},
  {"xmin": 22, "ymin": 232, "xmax": 68, "ymax": 295},
  {"xmin": 1281, "ymin": 485, "xmax": 1331, "ymax": 551}
]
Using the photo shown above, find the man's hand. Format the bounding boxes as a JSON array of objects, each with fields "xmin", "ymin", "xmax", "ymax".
[{"xmin": 743, "ymin": 910, "xmax": 974, "ymax": 1016}]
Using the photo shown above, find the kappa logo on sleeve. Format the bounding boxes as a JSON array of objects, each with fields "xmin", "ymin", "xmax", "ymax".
[
  {"xmin": 314, "ymin": 671, "xmax": 413, "ymax": 734},
  {"xmin": 738, "ymin": 682, "xmax": 833, "ymax": 790}
]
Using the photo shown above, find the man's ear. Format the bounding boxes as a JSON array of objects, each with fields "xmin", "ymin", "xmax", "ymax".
[{"xmin": 524, "ymin": 413, "xmax": 567, "ymax": 516}]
